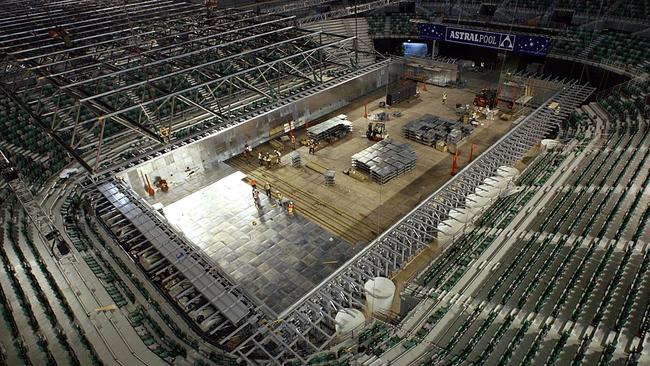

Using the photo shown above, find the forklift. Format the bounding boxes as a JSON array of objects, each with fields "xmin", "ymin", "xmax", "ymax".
[
  {"xmin": 366, "ymin": 122, "xmax": 386, "ymax": 141},
  {"xmin": 473, "ymin": 88, "xmax": 497, "ymax": 109}
]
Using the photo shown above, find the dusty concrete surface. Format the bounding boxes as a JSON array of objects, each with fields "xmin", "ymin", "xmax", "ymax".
[{"xmin": 228, "ymin": 74, "xmax": 519, "ymax": 246}]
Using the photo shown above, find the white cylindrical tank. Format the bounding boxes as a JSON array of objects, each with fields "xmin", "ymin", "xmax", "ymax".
[
  {"xmin": 541, "ymin": 139, "xmax": 559, "ymax": 150},
  {"xmin": 334, "ymin": 308, "xmax": 366, "ymax": 333},
  {"xmin": 449, "ymin": 208, "xmax": 471, "ymax": 223},
  {"xmin": 466, "ymin": 193, "xmax": 488, "ymax": 207},
  {"xmin": 465, "ymin": 193, "xmax": 489, "ymax": 214},
  {"xmin": 476, "ymin": 184, "xmax": 499, "ymax": 198},
  {"xmin": 364, "ymin": 277, "xmax": 396, "ymax": 314},
  {"xmin": 484, "ymin": 176, "xmax": 509, "ymax": 188},
  {"xmin": 438, "ymin": 219, "xmax": 463, "ymax": 236},
  {"xmin": 497, "ymin": 166, "xmax": 520, "ymax": 179},
  {"xmin": 437, "ymin": 219, "xmax": 464, "ymax": 245}
]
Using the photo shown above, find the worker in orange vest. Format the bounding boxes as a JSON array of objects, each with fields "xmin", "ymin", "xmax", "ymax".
[
  {"xmin": 290, "ymin": 133, "xmax": 296, "ymax": 149},
  {"xmin": 287, "ymin": 201, "xmax": 294, "ymax": 215}
]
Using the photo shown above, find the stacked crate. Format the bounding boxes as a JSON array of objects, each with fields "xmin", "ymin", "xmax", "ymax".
[
  {"xmin": 403, "ymin": 114, "xmax": 471, "ymax": 147},
  {"xmin": 307, "ymin": 114, "xmax": 353, "ymax": 143},
  {"xmin": 447, "ymin": 128, "xmax": 462, "ymax": 144},
  {"xmin": 289, "ymin": 151, "xmax": 301, "ymax": 167},
  {"xmin": 351, "ymin": 140, "xmax": 416, "ymax": 184},
  {"xmin": 386, "ymin": 82, "xmax": 417, "ymax": 105},
  {"xmin": 324, "ymin": 170, "xmax": 335, "ymax": 185}
]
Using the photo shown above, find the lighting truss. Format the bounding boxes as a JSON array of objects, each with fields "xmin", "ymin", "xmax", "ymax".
[{"xmin": 0, "ymin": 0, "xmax": 375, "ymax": 173}]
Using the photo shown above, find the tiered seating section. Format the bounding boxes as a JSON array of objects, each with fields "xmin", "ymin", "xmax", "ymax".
[
  {"xmin": 515, "ymin": 0, "xmax": 554, "ymax": 11},
  {"xmin": 550, "ymin": 28, "xmax": 599, "ymax": 56},
  {"xmin": 61, "ymin": 194, "xmax": 239, "ymax": 365},
  {"xmin": 315, "ymin": 99, "xmax": 650, "ymax": 365},
  {"xmin": 587, "ymin": 31, "xmax": 650, "ymax": 67},
  {"xmin": 390, "ymin": 15, "xmax": 414, "ymax": 35},
  {"xmin": 0, "ymin": 197, "xmax": 102, "ymax": 365},
  {"xmin": 555, "ymin": 0, "xmax": 606, "ymax": 15},
  {"xmin": 599, "ymin": 80, "xmax": 650, "ymax": 121},
  {"xmin": 550, "ymin": 29, "xmax": 650, "ymax": 72},
  {"xmin": 0, "ymin": 96, "xmax": 70, "ymax": 192},
  {"xmin": 367, "ymin": 15, "xmax": 413, "ymax": 36},
  {"xmin": 616, "ymin": 0, "xmax": 650, "ymax": 20},
  {"xmin": 368, "ymin": 16, "xmax": 385, "ymax": 35}
]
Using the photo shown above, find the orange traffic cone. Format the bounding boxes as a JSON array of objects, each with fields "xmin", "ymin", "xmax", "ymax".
[
  {"xmin": 468, "ymin": 143, "xmax": 475, "ymax": 163},
  {"xmin": 450, "ymin": 151, "xmax": 458, "ymax": 176}
]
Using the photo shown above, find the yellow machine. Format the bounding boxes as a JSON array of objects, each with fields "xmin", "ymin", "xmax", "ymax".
[{"xmin": 366, "ymin": 122, "xmax": 386, "ymax": 141}]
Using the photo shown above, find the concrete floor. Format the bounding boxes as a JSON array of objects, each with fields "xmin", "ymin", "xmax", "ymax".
[
  {"xmin": 230, "ymin": 72, "xmax": 519, "ymax": 246},
  {"xmin": 130, "ymin": 70, "xmax": 522, "ymax": 315},
  {"xmin": 162, "ymin": 169, "xmax": 358, "ymax": 314}
]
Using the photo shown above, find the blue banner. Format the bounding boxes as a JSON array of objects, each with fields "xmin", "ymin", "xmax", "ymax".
[
  {"xmin": 418, "ymin": 23, "xmax": 446, "ymax": 40},
  {"xmin": 514, "ymin": 35, "xmax": 552, "ymax": 56},
  {"xmin": 446, "ymin": 26, "xmax": 515, "ymax": 51},
  {"xmin": 417, "ymin": 23, "xmax": 552, "ymax": 56}
]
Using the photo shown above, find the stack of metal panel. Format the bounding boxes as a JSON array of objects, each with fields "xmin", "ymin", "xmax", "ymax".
[
  {"xmin": 324, "ymin": 170, "xmax": 335, "ymax": 185},
  {"xmin": 386, "ymin": 82, "xmax": 417, "ymax": 105},
  {"xmin": 351, "ymin": 139, "xmax": 416, "ymax": 184},
  {"xmin": 402, "ymin": 114, "xmax": 440, "ymax": 146},
  {"xmin": 403, "ymin": 115, "xmax": 469, "ymax": 147},
  {"xmin": 289, "ymin": 151, "xmax": 301, "ymax": 167},
  {"xmin": 447, "ymin": 128, "xmax": 462, "ymax": 144},
  {"xmin": 307, "ymin": 114, "xmax": 352, "ymax": 143}
]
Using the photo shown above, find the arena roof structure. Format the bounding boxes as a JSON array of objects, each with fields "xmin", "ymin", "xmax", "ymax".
[{"xmin": 0, "ymin": 0, "xmax": 383, "ymax": 174}]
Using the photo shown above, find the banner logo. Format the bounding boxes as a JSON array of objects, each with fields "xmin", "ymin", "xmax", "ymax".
[
  {"xmin": 446, "ymin": 27, "xmax": 515, "ymax": 50},
  {"xmin": 499, "ymin": 35, "xmax": 514, "ymax": 50},
  {"xmin": 418, "ymin": 23, "xmax": 551, "ymax": 55}
]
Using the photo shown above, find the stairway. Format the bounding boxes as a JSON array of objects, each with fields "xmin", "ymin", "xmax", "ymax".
[
  {"xmin": 577, "ymin": 33, "xmax": 604, "ymax": 59},
  {"xmin": 184, "ymin": 74, "xmax": 216, "ymax": 105},
  {"xmin": 302, "ymin": 18, "xmax": 378, "ymax": 66}
]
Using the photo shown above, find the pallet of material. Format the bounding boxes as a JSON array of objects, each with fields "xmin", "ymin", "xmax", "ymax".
[
  {"xmin": 307, "ymin": 114, "xmax": 352, "ymax": 143},
  {"xmin": 403, "ymin": 114, "xmax": 468, "ymax": 147},
  {"xmin": 386, "ymin": 82, "xmax": 417, "ymax": 105},
  {"xmin": 351, "ymin": 139, "xmax": 416, "ymax": 184}
]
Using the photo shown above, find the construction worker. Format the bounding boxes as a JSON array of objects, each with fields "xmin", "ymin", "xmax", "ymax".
[
  {"xmin": 287, "ymin": 201, "xmax": 294, "ymax": 215},
  {"xmin": 243, "ymin": 143, "xmax": 250, "ymax": 163},
  {"xmin": 250, "ymin": 179, "xmax": 257, "ymax": 192},
  {"xmin": 253, "ymin": 189, "xmax": 261, "ymax": 208},
  {"xmin": 276, "ymin": 191, "xmax": 286, "ymax": 208},
  {"xmin": 263, "ymin": 182, "xmax": 272, "ymax": 199},
  {"xmin": 290, "ymin": 134, "xmax": 296, "ymax": 149},
  {"xmin": 258, "ymin": 152, "xmax": 263, "ymax": 166},
  {"xmin": 442, "ymin": 92, "xmax": 448, "ymax": 105}
]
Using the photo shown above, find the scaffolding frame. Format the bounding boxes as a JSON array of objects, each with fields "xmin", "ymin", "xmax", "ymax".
[
  {"xmin": 230, "ymin": 80, "xmax": 595, "ymax": 365},
  {"xmin": 0, "ymin": 0, "xmax": 371, "ymax": 173}
]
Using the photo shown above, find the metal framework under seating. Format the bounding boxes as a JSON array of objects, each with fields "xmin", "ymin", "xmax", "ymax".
[
  {"xmin": 230, "ymin": 80, "xmax": 595, "ymax": 365},
  {"xmin": 0, "ymin": 0, "xmax": 381, "ymax": 173}
]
